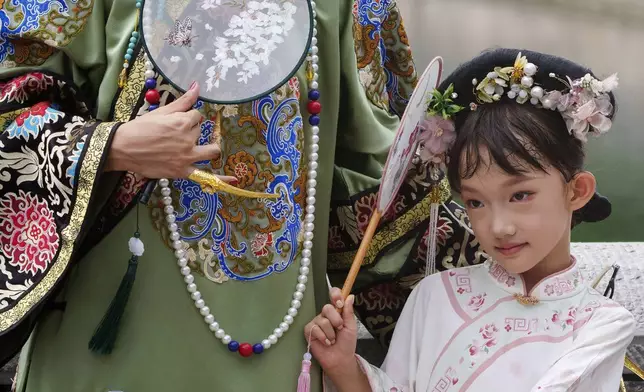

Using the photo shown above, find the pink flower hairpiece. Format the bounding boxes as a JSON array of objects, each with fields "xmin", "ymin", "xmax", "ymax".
[
  {"xmin": 471, "ymin": 52, "xmax": 619, "ymax": 143},
  {"xmin": 416, "ymin": 53, "xmax": 619, "ymax": 167}
]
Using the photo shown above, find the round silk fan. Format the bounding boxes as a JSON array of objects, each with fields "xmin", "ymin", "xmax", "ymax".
[
  {"xmin": 340, "ymin": 57, "xmax": 444, "ymax": 298},
  {"xmin": 140, "ymin": 0, "xmax": 314, "ymax": 104}
]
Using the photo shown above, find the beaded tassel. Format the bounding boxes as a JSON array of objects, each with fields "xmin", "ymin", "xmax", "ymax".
[
  {"xmin": 118, "ymin": 1, "xmax": 142, "ymax": 88},
  {"xmin": 297, "ymin": 325, "xmax": 318, "ymax": 392},
  {"xmin": 89, "ymin": 205, "xmax": 145, "ymax": 354}
]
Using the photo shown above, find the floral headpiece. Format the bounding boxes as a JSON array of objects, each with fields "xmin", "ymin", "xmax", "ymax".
[{"xmin": 417, "ymin": 52, "xmax": 619, "ymax": 166}]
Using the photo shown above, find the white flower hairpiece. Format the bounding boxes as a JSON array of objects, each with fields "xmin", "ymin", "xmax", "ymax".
[{"xmin": 470, "ymin": 52, "xmax": 619, "ymax": 142}]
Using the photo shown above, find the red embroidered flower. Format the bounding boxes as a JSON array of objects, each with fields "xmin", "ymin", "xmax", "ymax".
[
  {"xmin": 468, "ymin": 345, "xmax": 479, "ymax": 356},
  {"xmin": 565, "ymin": 307, "xmax": 577, "ymax": 325},
  {"xmin": 551, "ymin": 312, "xmax": 559, "ymax": 323},
  {"xmin": 14, "ymin": 101, "xmax": 50, "ymax": 126},
  {"xmin": 505, "ymin": 324, "xmax": 512, "ymax": 332},
  {"xmin": 251, "ymin": 232, "xmax": 273, "ymax": 257},
  {"xmin": 467, "ymin": 293, "xmax": 486, "ymax": 312},
  {"xmin": 0, "ymin": 190, "xmax": 59, "ymax": 276},
  {"xmin": 288, "ymin": 77, "xmax": 300, "ymax": 99},
  {"xmin": 480, "ymin": 324, "xmax": 498, "ymax": 340},
  {"xmin": 484, "ymin": 338, "xmax": 497, "ymax": 347}
]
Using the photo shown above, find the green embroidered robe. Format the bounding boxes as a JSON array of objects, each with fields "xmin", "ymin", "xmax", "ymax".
[{"xmin": 0, "ymin": 0, "xmax": 478, "ymax": 390}]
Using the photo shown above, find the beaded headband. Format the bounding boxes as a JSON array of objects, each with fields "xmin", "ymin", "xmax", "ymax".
[{"xmin": 417, "ymin": 52, "xmax": 619, "ymax": 167}]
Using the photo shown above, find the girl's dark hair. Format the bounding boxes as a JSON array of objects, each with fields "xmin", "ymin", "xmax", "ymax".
[{"xmin": 440, "ymin": 48, "xmax": 616, "ymax": 225}]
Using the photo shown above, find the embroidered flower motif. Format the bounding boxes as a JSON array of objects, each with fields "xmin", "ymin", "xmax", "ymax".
[
  {"xmin": 544, "ymin": 284, "xmax": 555, "ymax": 296},
  {"xmin": 457, "ymin": 287, "xmax": 465, "ymax": 294},
  {"xmin": 0, "ymin": 190, "xmax": 60, "ymax": 276},
  {"xmin": 468, "ymin": 344, "xmax": 479, "ymax": 356},
  {"xmin": 6, "ymin": 101, "xmax": 65, "ymax": 140},
  {"xmin": 0, "ymin": 72, "xmax": 55, "ymax": 104},
  {"xmin": 505, "ymin": 276, "xmax": 516, "ymax": 287},
  {"xmin": 467, "ymin": 293, "xmax": 486, "ymax": 312},
  {"xmin": 224, "ymin": 151, "xmax": 258, "ymax": 188},
  {"xmin": 480, "ymin": 323, "xmax": 498, "ymax": 340},
  {"xmin": 251, "ymin": 232, "xmax": 274, "ymax": 257},
  {"xmin": 565, "ymin": 306, "xmax": 577, "ymax": 326},
  {"xmin": 505, "ymin": 324, "xmax": 512, "ymax": 332},
  {"xmin": 551, "ymin": 312, "xmax": 559, "ymax": 323}
]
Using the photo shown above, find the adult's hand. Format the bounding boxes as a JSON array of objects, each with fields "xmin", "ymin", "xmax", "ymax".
[{"xmin": 106, "ymin": 82, "xmax": 236, "ymax": 182}]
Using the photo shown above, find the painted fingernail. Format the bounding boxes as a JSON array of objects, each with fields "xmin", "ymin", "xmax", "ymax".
[
  {"xmin": 189, "ymin": 81, "xmax": 197, "ymax": 90},
  {"xmin": 336, "ymin": 300, "xmax": 344, "ymax": 308},
  {"xmin": 325, "ymin": 339, "xmax": 332, "ymax": 346}
]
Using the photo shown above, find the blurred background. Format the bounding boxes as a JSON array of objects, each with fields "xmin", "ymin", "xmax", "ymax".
[{"xmin": 397, "ymin": 0, "xmax": 644, "ymax": 242}]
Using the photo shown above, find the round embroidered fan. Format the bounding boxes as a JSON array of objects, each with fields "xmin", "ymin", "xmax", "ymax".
[{"xmin": 141, "ymin": 0, "xmax": 313, "ymax": 103}]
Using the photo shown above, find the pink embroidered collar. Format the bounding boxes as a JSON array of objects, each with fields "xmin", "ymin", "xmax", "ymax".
[{"xmin": 485, "ymin": 257, "xmax": 585, "ymax": 301}]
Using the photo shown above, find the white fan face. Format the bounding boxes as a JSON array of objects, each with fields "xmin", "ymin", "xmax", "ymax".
[{"xmin": 378, "ymin": 57, "xmax": 443, "ymax": 213}]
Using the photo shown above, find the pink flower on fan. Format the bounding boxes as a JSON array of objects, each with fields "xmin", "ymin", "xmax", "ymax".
[{"xmin": 417, "ymin": 115, "xmax": 456, "ymax": 163}]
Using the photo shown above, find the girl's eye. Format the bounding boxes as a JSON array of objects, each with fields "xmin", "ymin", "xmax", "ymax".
[
  {"xmin": 466, "ymin": 199, "xmax": 483, "ymax": 209},
  {"xmin": 511, "ymin": 191, "xmax": 534, "ymax": 202}
]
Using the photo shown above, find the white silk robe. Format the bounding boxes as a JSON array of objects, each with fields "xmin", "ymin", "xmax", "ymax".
[{"xmin": 327, "ymin": 259, "xmax": 635, "ymax": 392}]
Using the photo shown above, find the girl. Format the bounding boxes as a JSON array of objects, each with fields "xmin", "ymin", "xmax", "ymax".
[{"xmin": 304, "ymin": 48, "xmax": 636, "ymax": 391}]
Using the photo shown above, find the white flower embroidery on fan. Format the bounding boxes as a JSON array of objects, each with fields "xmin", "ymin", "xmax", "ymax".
[
  {"xmin": 196, "ymin": 53, "xmax": 204, "ymax": 60},
  {"xmin": 205, "ymin": 0, "xmax": 297, "ymax": 90},
  {"xmin": 200, "ymin": 0, "xmax": 223, "ymax": 10},
  {"xmin": 170, "ymin": 56, "xmax": 182, "ymax": 63}
]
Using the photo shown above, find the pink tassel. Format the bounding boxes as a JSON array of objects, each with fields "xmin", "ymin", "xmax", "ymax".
[
  {"xmin": 297, "ymin": 355, "xmax": 312, "ymax": 392},
  {"xmin": 297, "ymin": 325, "xmax": 317, "ymax": 391}
]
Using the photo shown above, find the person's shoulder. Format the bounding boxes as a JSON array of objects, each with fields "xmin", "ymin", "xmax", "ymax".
[{"xmin": 582, "ymin": 286, "xmax": 636, "ymax": 331}]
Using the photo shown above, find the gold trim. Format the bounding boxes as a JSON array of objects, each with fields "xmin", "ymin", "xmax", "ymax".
[
  {"xmin": 329, "ymin": 179, "xmax": 451, "ymax": 269},
  {"xmin": 114, "ymin": 51, "xmax": 146, "ymax": 122},
  {"xmin": 0, "ymin": 122, "xmax": 116, "ymax": 332}
]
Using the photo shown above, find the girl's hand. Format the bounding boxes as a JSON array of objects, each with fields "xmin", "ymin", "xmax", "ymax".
[
  {"xmin": 106, "ymin": 82, "xmax": 236, "ymax": 183},
  {"xmin": 304, "ymin": 288, "xmax": 359, "ymax": 376}
]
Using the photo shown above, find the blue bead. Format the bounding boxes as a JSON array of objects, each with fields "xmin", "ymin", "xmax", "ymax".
[
  {"xmin": 135, "ymin": 2, "xmax": 142, "ymax": 8},
  {"xmin": 126, "ymin": 49, "xmax": 134, "ymax": 55},
  {"xmin": 308, "ymin": 89, "xmax": 320, "ymax": 101},
  {"xmin": 128, "ymin": 43, "xmax": 135, "ymax": 49},
  {"xmin": 144, "ymin": 78, "xmax": 157, "ymax": 89},
  {"xmin": 148, "ymin": 104, "xmax": 159, "ymax": 111},
  {"xmin": 132, "ymin": 31, "xmax": 139, "ymax": 38},
  {"xmin": 129, "ymin": 37, "xmax": 137, "ymax": 44},
  {"xmin": 252, "ymin": 343, "xmax": 264, "ymax": 354},
  {"xmin": 124, "ymin": 54, "xmax": 132, "ymax": 61},
  {"xmin": 228, "ymin": 341, "xmax": 240, "ymax": 352},
  {"xmin": 308, "ymin": 115, "xmax": 320, "ymax": 126}
]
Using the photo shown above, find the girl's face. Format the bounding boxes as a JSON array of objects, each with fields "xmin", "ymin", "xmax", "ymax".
[{"xmin": 459, "ymin": 149, "xmax": 572, "ymax": 274}]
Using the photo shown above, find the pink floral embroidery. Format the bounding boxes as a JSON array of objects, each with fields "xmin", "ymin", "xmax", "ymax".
[
  {"xmin": 544, "ymin": 284, "xmax": 555, "ymax": 296},
  {"xmin": 505, "ymin": 276, "xmax": 516, "ymax": 287},
  {"xmin": 0, "ymin": 190, "xmax": 59, "ymax": 276},
  {"xmin": 467, "ymin": 293, "xmax": 486, "ymax": 312},
  {"xmin": 565, "ymin": 307, "xmax": 577, "ymax": 325},
  {"xmin": 551, "ymin": 312, "xmax": 559, "ymax": 323},
  {"xmin": 480, "ymin": 324, "xmax": 498, "ymax": 340},
  {"xmin": 468, "ymin": 344, "xmax": 479, "ymax": 356},
  {"xmin": 251, "ymin": 232, "xmax": 273, "ymax": 257},
  {"xmin": 505, "ymin": 324, "xmax": 512, "ymax": 332}
]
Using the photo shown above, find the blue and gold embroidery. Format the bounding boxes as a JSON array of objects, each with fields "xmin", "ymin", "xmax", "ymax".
[{"xmin": 150, "ymin": 80, "xmax": 305, "ymax": 283}]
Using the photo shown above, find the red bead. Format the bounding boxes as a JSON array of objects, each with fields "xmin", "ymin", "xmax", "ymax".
[
  {"xmin": 307, "ymin": 100, "xmax": 321, "ymax": 115},
  {"xmin": 145, "ymin": 89, "xmax": 160, "ymax": 104},
  {"xmin": 238, "ymin": 343, "xmax": 253, "ymax": 357}
]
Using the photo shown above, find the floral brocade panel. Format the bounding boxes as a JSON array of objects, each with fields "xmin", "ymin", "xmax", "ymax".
[
  {"xmin": 352, "ymin": 0, "xmax": 417, "ymax": 116},
  {"xmin": 149, "ymin": 79, "xmax": 306, "ymax": 284},
  {"xmin": 0, "ymin": 0, "xmax": 95, "ymax": 66}
]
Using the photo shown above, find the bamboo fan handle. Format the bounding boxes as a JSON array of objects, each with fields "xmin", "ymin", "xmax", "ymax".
[{"xmin": 340, "ymin": 210, "xmax": 382, "ymax": 300}]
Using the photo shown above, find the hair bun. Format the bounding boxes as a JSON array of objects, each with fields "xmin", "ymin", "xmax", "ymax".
[{"xmin": 572, "ymin": 191, "xmax": 611, "ymax": 228}]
